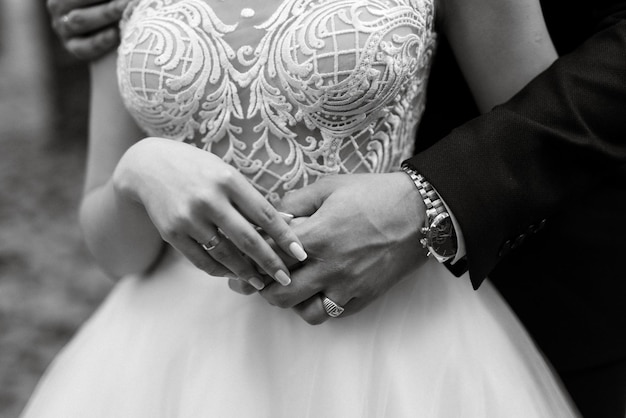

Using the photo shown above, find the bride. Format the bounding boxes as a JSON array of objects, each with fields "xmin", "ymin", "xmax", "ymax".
[{"xmin": 22, "ymin": 0, "xmax": 578, "ymax": 416}]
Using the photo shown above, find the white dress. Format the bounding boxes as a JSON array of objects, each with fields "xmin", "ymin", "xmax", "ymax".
[{"xmin": 22, "ymin": 0, "xmax": 579, "ymax": 416}]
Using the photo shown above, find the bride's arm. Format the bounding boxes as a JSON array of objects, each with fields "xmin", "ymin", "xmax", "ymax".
[
  {"xmin": 438, "ymin": 0, "xmax": 557, "ymax": 112},
  {"xmin": 79, "ymin": 52, "xmax": 162, "ymax": 278},
  {"xmin": 80, "ymin": 53, "xmax": 304, "ymax": 286}
]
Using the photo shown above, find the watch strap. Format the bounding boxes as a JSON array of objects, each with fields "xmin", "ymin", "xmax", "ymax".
[
  {"xmin": 401, "ymin": 165, "xmax": 446, "ymax": 224},
  {"xmin": 401, "ymin": 164, "xmax": 458, "ymax": 263}
]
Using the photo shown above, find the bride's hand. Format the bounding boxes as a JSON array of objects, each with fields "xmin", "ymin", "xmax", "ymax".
[{"xmin": 113, "ymin": 137, "xmax": 307, "ymax": 289}]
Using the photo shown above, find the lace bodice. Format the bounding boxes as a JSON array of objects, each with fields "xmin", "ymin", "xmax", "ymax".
[{"xmin": 118, "ymin": 0, "xmax": 435, "ymax": 203}]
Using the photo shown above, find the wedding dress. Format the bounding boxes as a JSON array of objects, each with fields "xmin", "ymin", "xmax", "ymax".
[{"xmin": 22, "ymin": 0, "xmax": 578, "ymax": 416}]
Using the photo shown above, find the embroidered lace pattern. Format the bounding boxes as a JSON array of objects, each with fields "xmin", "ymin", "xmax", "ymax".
[{"xmin": 118, "ymin": 0, "xmax": 435, "ymax": 203}]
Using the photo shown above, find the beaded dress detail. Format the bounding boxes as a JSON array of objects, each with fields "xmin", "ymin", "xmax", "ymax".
[{"xmin": 118, "ymin": 0, "xmax": 435, "ymax": 202}]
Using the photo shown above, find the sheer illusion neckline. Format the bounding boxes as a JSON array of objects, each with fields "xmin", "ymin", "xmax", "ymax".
[{"xmin": 119, "ymin": 0, "xmax": 436, "ymax": 201}]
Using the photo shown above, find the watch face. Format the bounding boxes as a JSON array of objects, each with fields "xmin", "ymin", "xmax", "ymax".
[{"xmin": 427, "ymin": 213, "xmax": 457, "ymax": 258}]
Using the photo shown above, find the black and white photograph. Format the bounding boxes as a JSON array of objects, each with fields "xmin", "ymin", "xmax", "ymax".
[{"xmin": 1, "ymin": 0, "xmax": 625, "ymax": 416}]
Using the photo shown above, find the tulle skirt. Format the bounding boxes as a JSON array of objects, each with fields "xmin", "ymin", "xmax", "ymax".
[{"xmin": 21, "ymin": 250, "xmax": 578, "ymax": 417}]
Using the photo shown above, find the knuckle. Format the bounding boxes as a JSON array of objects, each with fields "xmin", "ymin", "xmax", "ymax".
[
  {"xmin": 212, "ymin": 166, "xmax": 235, "ymax": 188},
  {"xmin": 191, "ymin": 192, "xmax": 221, "ymax": 219},
  {"xmin": 192, "ymin": 190, "xmax": 219, "ymax": 213},
  {"xmin": 258, "ymin": 290, "xmax": 277, "ymax": 306},
  {"xmin": 159, "ymin": 224, "xmax": 181, "ymax": 243},
  {"xmin": 65, "ymin": 38, "xmax": 84, "ymax": 55},
  {"xmin": 302, "ymin": 313, "xmax": 325, "ymax": 326},
  {"xmin": 198, "ymin": 259, "xmax": 219, "ymax": 275},
  {"xmin": 187, "ymin": 253, "xmax": 205, "ymax": 269},
  {"xmin": 272, "ymin": 227, "xmax": 293, "ymax": 247},
  {"xmin": 65, "ymin": 11, "xmax": 84, "ymax": 32},
  {"xmin": 171, "ymin": 206, "xmax": 194, "ymax": 228},
  {"xmin": 260, "ymin": 289, "xmax": 290, "ymax": 308},
  {"xmin": 237, "ymin": 231, "xmax": 259, "ymax": 253},
  {"xmin": 257, "ymin": 202, "xmax": 277, "ymax": 226},
  {"xmin": 168, "ymin": 216, "xmax": 188, "ymax": 233},
  {"xmin": 206, "ymin": 245, "xmax": 230, "ymax": 262},
  {"xmin": 272, "ymin": 294, "xmax": 292, "ymax": 309},
  {"xmin": 186, "ymin": 195, "xmax": 207, "ymax": 216},
  {"xmin": 190, "ymin": 257, "xmax": 206, "ymax": 271},
  {"xmin": 70, "ymin": 47, "xmax": 93, "ymax": 60},
  {"xmin": 92, "ymin": 39, "xmax": 113, "ymax": 57},
  {"xmin": 94, "ymin": 29, "xmax": 119, "ymax": 51}
]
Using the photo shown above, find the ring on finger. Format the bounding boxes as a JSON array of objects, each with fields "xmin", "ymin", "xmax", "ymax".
[
  {"xmin": 61, "ymin": 14, "xmax": 71, "ymax": 25},
  {"xmin": 201, "ymin": 234, "xmax": 222, "ymax": 252},
  {"xmin": 321, "ymin": 294, "xmax": 345, "ymax": 318}
]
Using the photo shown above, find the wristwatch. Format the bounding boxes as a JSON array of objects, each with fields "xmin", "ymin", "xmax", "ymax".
[{"xmin": 401, "ymin": 164, "xmax": 458, "ymax": 263}]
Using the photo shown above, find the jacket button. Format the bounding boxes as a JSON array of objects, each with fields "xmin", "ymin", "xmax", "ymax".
[
  {"xmin": 537, "ymin": 219, "xmax": 548, "ymax": 232},
  {"xmin": 511, "ymin": 234, "xmax": 526, "ymax": 250},
  {"xmin": 529, "ymin": 219, "xmax": 548, "ymax": 234},
  {"xmin": 499, "ymin": 240, "xmax": 512, "ymax": 257}
]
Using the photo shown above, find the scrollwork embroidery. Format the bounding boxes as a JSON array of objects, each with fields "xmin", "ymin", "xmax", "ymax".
[{"xmin": 118, "ymin": 0, "xmax": 435, "ymax": 202}]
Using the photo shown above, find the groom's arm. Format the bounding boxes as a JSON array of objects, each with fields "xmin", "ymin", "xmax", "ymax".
[
  {"xmin": 258, "ymin": 3, "xmax": 626, "ymax": 325},
  {"xmin": 407, "ymin": 6, "xmax": 626, "ymax": 288}
]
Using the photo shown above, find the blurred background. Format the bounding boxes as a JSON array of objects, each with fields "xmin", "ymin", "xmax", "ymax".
[{"xmin": 0, "ymin": 1, "xmax": 113, "ymax": 415}]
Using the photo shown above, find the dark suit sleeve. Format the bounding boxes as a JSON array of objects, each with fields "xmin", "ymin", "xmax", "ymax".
[{"xmin": 405, "ymin": 11, "xmax": 626, "ymax": 288}]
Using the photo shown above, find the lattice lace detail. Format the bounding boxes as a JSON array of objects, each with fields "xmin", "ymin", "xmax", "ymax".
[{"xmin": 118, "ymin": 0, "xmax": 435, "ymax": 203}]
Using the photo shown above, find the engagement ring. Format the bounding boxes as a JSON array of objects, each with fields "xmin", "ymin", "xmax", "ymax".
[{"xmin": 201, "ymin": 235, "xmax": 221, "ymax": 252}]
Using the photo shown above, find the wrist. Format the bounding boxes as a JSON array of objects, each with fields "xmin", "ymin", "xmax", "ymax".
[
  {"xmin": 397, "ymin": 171, "xmax": 427, "ymax": 237},
  {"xmin": 112, "ymin": 138, "xmax": 155, "ymax": 204}
]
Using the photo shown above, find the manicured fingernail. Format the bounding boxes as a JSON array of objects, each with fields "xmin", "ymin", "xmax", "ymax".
[
  {"xmin": 249, "ymin": 277, "xmax": 265, "ymax": 290},
  {"xmin": 279, "ymin": 212, "xmax": 294, "ymax": 223},
  {"xmin": 274, "ymin": 270, "xmax": 291, "ymax": 286},
  {"xmin": 289, "ymin": 242, "xmax": 308, "ymax": 262}
]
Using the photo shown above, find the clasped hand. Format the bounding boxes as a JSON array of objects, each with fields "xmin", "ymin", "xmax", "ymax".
[
  {"xmin": 231, "ymin": 173, "xmax": 429, "ymax": 325},
  {"xmin": 48, "ymin": 0, "xmax": 130, "ymax": 59},
  {"xmin": 114, "ymin": 138, "xmax": 306, "ymax": 289}
]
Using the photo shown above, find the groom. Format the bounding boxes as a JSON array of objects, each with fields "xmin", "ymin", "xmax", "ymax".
[
  {"xmin": 269, "ymin": 3, "xmax": 626, "ymax": 417},
  {"xmin": 266, "ymin": 3, "xmax": 626, "ymax": 416},
  {"xmin": 48, "ymin": 0, "xmax": 626, "ymax": 415}
]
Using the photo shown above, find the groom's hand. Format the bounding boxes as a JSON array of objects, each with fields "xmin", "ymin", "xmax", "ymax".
[
  {"xmin": 258, "ymin": 173, "xmax": 429, "ymax": 325},
  {"xmin": 48, "ymin": 0, "xmax": 129, "ymax": 60}
]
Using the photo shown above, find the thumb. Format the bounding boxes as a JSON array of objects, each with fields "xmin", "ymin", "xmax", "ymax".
[{"xmin": 276, "ymin": 179, "xmax": 334, "ymax": 217}]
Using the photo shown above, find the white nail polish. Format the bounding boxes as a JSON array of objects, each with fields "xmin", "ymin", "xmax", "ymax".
[
  {"xmin": 289, "ymin": 242, "xmax": 308, "ymax": 262},
  {"xmin": 279, "ymin": 212, "xmax": 295, "ymax": 223},
  {"xmin": 249, "ymin": 277, "xmax": 265, "ymax": 290},
  {"xmin": 274, "ymin": 270, "xmax": 291, "ymax": 286}
]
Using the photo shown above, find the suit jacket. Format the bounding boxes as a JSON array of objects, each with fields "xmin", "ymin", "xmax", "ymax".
[{"xmin": 408, "ymin": 0, "xmax": 626, "ymax": 398}]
